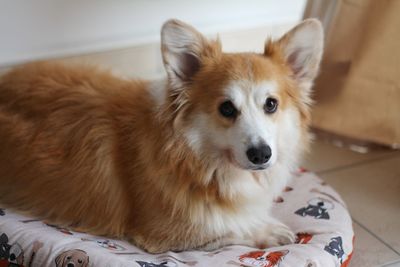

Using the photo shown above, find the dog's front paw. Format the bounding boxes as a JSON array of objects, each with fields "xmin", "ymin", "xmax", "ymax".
[
  {"xmin": 199, "ymin": 240, "xmax": 223, "ymax": 252},
  {"xmin": 255, "ymin": 223, "xmax": 296, "ymax": 248}
]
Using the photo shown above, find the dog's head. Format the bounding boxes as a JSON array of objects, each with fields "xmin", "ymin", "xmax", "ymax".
[
  {"xmin": 161, "ymin": 19, "xmax": 323, "ymax": 171},
  {"xmin": 55, "ymin": 249, "xmax": 89, "ymax": 267}
]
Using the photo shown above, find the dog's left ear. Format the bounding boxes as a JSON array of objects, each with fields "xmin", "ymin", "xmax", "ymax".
[
  {"xmin": 266, "ymin": 19, "xmax": 324, "ymax": 94},
  {"xmin": 161, "ymin": 19, "xmax": 221, "ymax": 90}
]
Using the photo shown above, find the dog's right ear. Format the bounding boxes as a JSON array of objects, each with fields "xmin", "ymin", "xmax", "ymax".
[
  {"xmin": 83, "ymin": 255, "xmax": 90, "ymax": 267},
  {"xmin": 161, "ymin": 19, "xmax": 221, "ymax": 90},
  {"xmin": 265, "ymin": 19, "xmax": 323, "ymax": 96}
]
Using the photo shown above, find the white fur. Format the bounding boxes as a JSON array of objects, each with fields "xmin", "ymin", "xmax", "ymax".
[
  {"xmin": 178, "ymin": 79, "xmax": 302, "ymax": 247},
  {"xmin": 186, "ymin": 80, "xmax": 282, "ymax": 171},
  {"xmin": 195, "ymin": 164, "xmax": 296, "ymax": 249},
  {"xmin": 183, "ymin": 114, "xmax": 207, "ymax": 155},
  {"xmin": 198, "ymin": 172, "xmax": 271, "ymax": 237},
  {"xmin": 161, "ymin": 20, "xmax": 204, "ymax": 90},
  {"xmin": 148, "ymin": 79, "xmax": 167, "ymax": 107},
  {"xmin": 279, "ymin": 19, "xmax": 323, "ymax": 93}
]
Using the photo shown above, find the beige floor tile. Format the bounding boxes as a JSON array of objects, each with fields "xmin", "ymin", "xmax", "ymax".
[
  {"xmin": 351, "ymin": 222, "xmax": 399, "ymax": 267},
  {"xmin": 320, "ymin": 155, "xmax": 400, "ymax": 254},
  {"xmin": 302, "ymin": 138, "xmax": 397, "ymax": 173},
  {"xmin": 381, "ymin": 260, "xmax": 400, "ymax": 267}
]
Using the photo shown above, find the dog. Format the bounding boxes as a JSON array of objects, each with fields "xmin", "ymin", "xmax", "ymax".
[
  {"xmin": 0, "ymin": 19, "xmax": 323, "ymax": 253},
  {"xmin": 55, "ymin": 249, "xmax": 89, "ymax": 267}
]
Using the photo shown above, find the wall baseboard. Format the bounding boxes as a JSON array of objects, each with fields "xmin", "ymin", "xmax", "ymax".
[{"xmin": 0, "ymin": 0, "xmax": 305, "ymax": 67}]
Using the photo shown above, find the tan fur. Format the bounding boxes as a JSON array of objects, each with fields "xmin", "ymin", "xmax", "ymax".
[{"xmin": 0, "ymin": 19, "xmax": 322, "ymax": 253}]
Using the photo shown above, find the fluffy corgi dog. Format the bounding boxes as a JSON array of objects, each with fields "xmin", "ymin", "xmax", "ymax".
[{"xmin": 0, "ymin": 19, "xmax": 323, "ymax": 253}]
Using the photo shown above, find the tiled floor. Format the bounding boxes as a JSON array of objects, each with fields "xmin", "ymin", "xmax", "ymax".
[{"xmin": 302, "ymin": 138, "xmax": 400, "ymax": 267}]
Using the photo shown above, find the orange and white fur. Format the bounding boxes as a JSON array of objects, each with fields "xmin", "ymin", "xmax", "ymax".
[{"xmin": 0, "ymin": 19, "xmax": 323, "ymax": 253}]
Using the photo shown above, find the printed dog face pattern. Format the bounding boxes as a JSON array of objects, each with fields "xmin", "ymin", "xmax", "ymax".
[
  {"xmin": 0, "ymin": 233, "xmax": 10, "ymax": 260},
  {"xmin": 238, "ymin": 250, "xmax": 289, "ymax": 267},
  {"xmin": 0, "ymin": 233, "xmax": 26, "ymax": 267},
  {"xmin": 295, "ymin": 233, "xmax": 313, "ymax": 244},
  {"xmin": 81, "ymin": 238, "xmax": 126, "ymax": 251},
  {"xmin": 0, "ymin": 170, "xmax": 354, "ymax": 266},
  {"xmin": 136, "ymin": 260, "xmax": 178, "ymax": 267},
  {"xmin": 324, "ymin": 237, "xmax": 345, "ymax": 264},
  {"xmin": 295, "ymin": 197, "xmax": 334, "ymax": 219},
  {"xmin": 55, "ymin": 249, "xmax": 89, "ymax": 267}
]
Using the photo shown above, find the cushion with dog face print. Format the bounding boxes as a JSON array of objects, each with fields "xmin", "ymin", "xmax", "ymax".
[{"xmin": 0, "ymin": 170, "xmax": 354, "ymax": 267}]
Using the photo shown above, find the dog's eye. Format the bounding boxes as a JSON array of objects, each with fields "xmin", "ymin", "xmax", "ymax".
[
  {"xmin": 66, "ymin": 256, "xmax": 72, "ymax": 260},
  {"xmin": 219, "ymin": 101, "xmax": 237, "ymax": 119},
  {"xmin": 264, "ymin": 97, "xmax": 278, "ymax": 113},
  {"xmin": 78, "ymin": 259, "xmax": 83, "ymax": 263}
]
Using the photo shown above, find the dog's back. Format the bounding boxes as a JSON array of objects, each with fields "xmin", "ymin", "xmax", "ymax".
[{"xmin": 0, "ymin": 62, "xmax": 147, "ymax": 236}]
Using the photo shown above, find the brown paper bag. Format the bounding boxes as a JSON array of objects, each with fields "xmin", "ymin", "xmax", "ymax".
[{"xmin": 304, "ymin": 0, "xmax": 400, "ymax": 147}]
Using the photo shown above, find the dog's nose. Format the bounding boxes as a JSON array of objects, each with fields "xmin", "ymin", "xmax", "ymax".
[
  {"xmin": 67, "ymin": 263, "xmax": 75, "ymax": 267},
  {"xmin": 246, "ymin": 144, "xmax": 271, "ymax": 165}
]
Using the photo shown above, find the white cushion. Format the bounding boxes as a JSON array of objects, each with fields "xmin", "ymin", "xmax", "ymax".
[{"xmin": 0, "ymin": 170, "xmax": 354, "ymax": 267}]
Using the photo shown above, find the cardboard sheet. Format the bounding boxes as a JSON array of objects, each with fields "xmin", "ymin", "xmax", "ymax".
[{"xmin": 305, "ymin": 0, "xmax": 400, "ymax": 147}]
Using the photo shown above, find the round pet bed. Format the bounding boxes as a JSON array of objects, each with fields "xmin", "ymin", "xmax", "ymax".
[{"xmin": 0, "ymin": 169, "xmax": 354, "ymax": 267}]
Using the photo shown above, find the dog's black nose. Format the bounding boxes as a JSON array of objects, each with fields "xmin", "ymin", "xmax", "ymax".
[
  {"xmin": 67, "ymin": 263, "xmax": 75, "ymax": 267},
  {"xmin": 246, "ymin": 144, "xmax": 271, "ymax": 165}
]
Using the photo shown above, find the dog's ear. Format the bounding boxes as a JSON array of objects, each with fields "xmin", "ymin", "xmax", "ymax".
[
  {"xmin": 161, "ymin": 19, "xmax": 221, "ymax": 90},
  {"xmin": 83, "ymin": 255, "xmax": 89, "ymax": 267},
  {"xmin": 0, "ymin": 233, "xmax": 8, "ymax": 244},
  {"xmin": 55, "ymin": 251, "xmax": 66, "ymax": 267},
  {"xmin": 266, "ymin": 19, "xmax": 323, "ymax": 95}
]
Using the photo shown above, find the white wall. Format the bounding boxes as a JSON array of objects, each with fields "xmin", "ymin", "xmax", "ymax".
[{"xmin": 0, "ymin": 0, "xmax": 306, "ymax": 67}]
